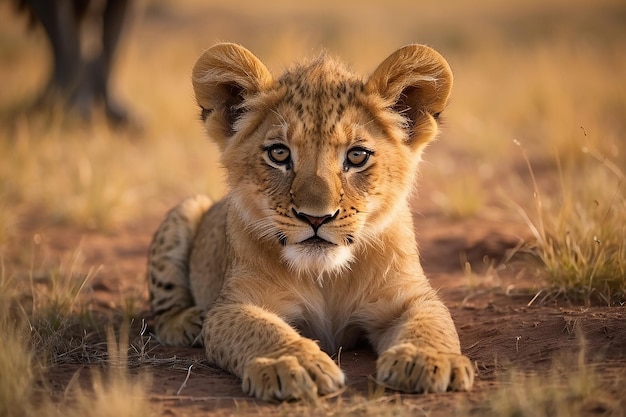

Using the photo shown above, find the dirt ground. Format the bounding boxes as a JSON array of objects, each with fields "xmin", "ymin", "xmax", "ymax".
[{"xmin": 19, "ymin": 158, "xmax": 626, "ymax": 416}]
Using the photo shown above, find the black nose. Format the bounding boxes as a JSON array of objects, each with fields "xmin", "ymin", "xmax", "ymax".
[{"xmin": 292, "ymin": 209, "xmax": 339, "ymax": 232}]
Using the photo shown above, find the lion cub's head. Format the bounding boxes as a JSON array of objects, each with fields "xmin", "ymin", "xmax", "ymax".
[{"xmin": 192, "ymin": 43, "xmax": 452, "ymax": 276}]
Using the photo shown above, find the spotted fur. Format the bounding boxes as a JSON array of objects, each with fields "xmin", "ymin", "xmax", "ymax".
[{"xmin": 147, "ymin": 43, "xmax": 474, "ymax": 401}]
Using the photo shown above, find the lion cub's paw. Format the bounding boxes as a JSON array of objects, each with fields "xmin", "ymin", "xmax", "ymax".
[
  {"xmin": 376, "ymin": 343, "xmax": 474, "ymax": 393},
  {"xmin": 242, "ymin": 353, "xmax": 345, "ymax": 401},
  {"xmin": 154, "ymin": 306, "xmax": 203, "ymax": 347}
]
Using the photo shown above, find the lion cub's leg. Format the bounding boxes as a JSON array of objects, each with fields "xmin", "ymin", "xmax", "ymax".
[
  {"xmin": 372, "ymin": 292, "xmax": 474, "ymax": 393},
  {"xmin": 147, "ymin": 195, "xmax": 212, "ymax": 346},
  {"xmin": 204, "ymin": 303, "xmax": 345, "ymax": 401}
]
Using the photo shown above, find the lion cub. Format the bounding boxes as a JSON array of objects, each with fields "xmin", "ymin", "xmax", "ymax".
[{"xmin": 147, "ymin": 43, "xmax": 474, "ymax": 401}]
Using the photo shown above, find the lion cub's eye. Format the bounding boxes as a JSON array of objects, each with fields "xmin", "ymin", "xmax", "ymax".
[
  {"xmin": 266, "ymin": 144, "xmax": 292, "ymax": 166},
  {"xmin": 345, "ymin": 147, "xmax": 372, "ymax": 169}
]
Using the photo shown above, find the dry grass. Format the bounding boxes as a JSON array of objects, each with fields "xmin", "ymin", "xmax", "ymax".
[
  {"xmin": 0, "ymin": 267, "xmax": 38, "ymax": 417},
  {"xmin": 5, "ymin": 245, "xmax": 105, "ymax": 367},
  {"xmin": 0, "ymin": 114, "xmax": 224, "ymax": 232},
  {"xmin": 512, "ymin": 140, "xmax": 626, "ymax": 305},
  {"xmin": 430, "ymin": 174, "xmax": 487, "ymax": 219},
  {"xmin": 474, "ymin": 335, "xmax": 626, "ymax": 417},
  {"xmin": 446, "ymin": 40, "xmax": 626, "ymax": 162},
  {"xmin": 485, "ymin": 367, "xmax": 624, "ymax": 417},
  {"xmin": 0, "ymin": 320, "xmax": 38, "ymax": 417},
  {"xmin": 0, "ymin": 262, "xmax": 152, "ymax": 417},
  {"xmin": 61, "ymin": 323, "xmax": 153, "ymax": 417}
]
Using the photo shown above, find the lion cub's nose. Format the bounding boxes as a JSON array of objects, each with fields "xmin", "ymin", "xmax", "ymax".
[{"xmin": 292, "ymin": 209, "xmax": 339, "ymax": 232}]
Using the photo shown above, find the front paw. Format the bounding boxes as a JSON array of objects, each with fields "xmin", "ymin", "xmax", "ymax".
[
  {"xmin": 376, "ymin": 343, "xmax": 474, "ymax": 393},
  {"xmin": 242, "ymin": 352, "xmax": 345, "ymax": 401}
]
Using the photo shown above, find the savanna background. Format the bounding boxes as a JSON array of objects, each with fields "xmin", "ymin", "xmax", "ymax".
[{"xmin": 1, "ymin": 0, "xmax": 625, "ymax": 416}]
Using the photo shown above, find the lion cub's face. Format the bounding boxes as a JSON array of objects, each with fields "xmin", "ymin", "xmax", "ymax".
[
  {"xmin": 243, "ymin": 73, "xmax": 406, "ymax": 275},
  {"xmin": 192, "ymin": 44, "xmax": 453, "ymax": 276}
]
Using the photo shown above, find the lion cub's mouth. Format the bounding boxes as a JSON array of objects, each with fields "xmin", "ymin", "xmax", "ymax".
[{"xmin": 300, "ymin": 236, "xmax": 336, "ymax": 246}]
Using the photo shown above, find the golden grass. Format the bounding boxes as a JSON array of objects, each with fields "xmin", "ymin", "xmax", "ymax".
[
  {"xmin": 65, "ymin": 371, "xmax": 152, "ymax": 417},
  {"xmin": 475, "ymin": 335, "xmax": 626, "ymax": 417},
  {"xmin": 0, "ymin": 116, "xmax": 225, "ymax": 232},
  {"xmin": 513, "ymin": 140, "xmax": 625, "ymax": 305},
  {"xmin": 0, "ymin": 267, "xmax": 37, "ymax": 417},
  {"xmin": 486, "ymin": 367, "xmax": 624, "ymax": 417},
  {"xmin": 0, "ymin": 201, "xmax": 16, "ymax": 248},
  {"xmin": 446, "ymin": 40, "xmax": 626, "ymax": 163},
  {"xmin": 430, "ymin": 174, "xmax": 486, "ymax": 219},
  {"xmin": 61, "ymin": 322, "xmax": 153, "ymax": 417},
  {"xmin": 0, "ymin": 262, "xmax": 152, "ymax": 417},
  {"xmin": 0, "ymin": 320, "xmax": 37, "ymax": 417}
]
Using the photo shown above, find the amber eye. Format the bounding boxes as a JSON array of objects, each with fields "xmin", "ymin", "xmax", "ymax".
[
  {"xmin": 266, "ymin": 144, "xmax": 292, "ymax": 166},
  {"xmin": 345, "ymin": 147, "xmax": 372, "ymax": 169}
]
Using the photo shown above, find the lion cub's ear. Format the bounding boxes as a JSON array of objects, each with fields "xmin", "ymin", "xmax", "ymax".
[
  {"xmin": 192, "ymin": 43, "xmax": 274, "ymax": 149},
  {"xmin": 365, "ymin": 44, "xmax": 453, "ymax": 149}
]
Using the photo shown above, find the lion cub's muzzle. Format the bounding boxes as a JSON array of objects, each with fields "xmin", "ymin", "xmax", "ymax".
[
  {"xmin": 291, "ymin": 207, "xmax": 345, "ymax": 248},
  {"xmin": 292, "ymin": 208, "xmax": 339, "ymax": 234}
]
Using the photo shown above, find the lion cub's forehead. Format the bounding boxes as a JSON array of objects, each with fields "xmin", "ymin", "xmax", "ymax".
[{"xmin": 274, "ymin": 55, "xmax": 366, "ymax": 144}]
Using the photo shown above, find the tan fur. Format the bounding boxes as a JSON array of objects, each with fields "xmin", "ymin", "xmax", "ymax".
[{"xmin": 147, "ymin": 43, "xmax": 474, "ymax": 401}]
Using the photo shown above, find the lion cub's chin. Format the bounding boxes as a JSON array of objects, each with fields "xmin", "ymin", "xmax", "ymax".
[{"xmin": 281, "ymin": 242, "xmax": 354, "ymax": 277}]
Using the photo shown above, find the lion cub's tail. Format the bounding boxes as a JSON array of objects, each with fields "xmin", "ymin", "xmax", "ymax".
[{"xmin": 147, "ymin": 195, "xmax": 213, "ymax": 346}]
